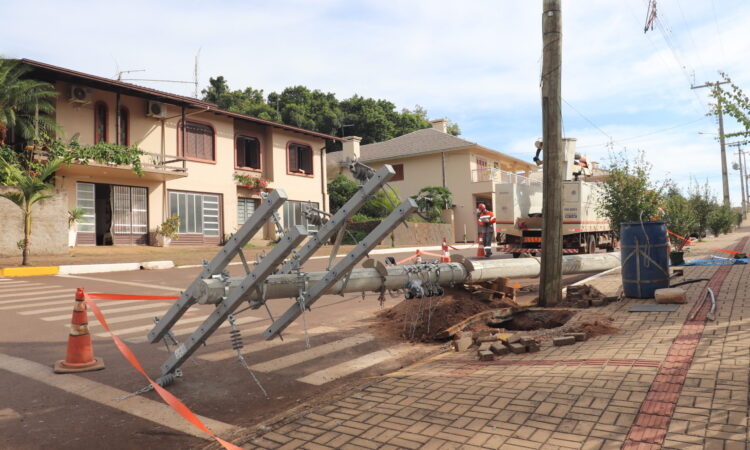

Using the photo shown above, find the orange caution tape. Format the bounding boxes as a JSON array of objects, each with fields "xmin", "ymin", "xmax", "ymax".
[
  {"xmin": 83, "ymin": 293, "xmax": 180, "ymax": 301},
  {"xmin": 83, "ymin": 291, "xmax": 241, "ymax": 450},
  {"xmin": 667, "ymin": 229, "xmax": 741, "ymax": 254}
]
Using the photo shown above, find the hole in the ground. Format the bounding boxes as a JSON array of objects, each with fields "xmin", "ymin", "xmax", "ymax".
[{"xmin": 503, "ymin": 310, "xmax": 575, "ymax": 331}]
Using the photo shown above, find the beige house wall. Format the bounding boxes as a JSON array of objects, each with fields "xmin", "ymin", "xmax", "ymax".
[
  {"xmin": 51, "ymin": 81, "xmax": 328, "ymax": 245},
  {"xmin": 340, "ymin": 149, "xmax": 518, "ymax": 242}
]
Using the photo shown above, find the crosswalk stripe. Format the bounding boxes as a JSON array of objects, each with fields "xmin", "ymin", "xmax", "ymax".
[
  {"xmin": 0, "ymin": 293, "xmax": 73, "ymax": 306},
  {"xmin": 124, "ymin": 316, "xmax": 265, "ymax": 343},
  {"xmin": 0, "ymin": 297, "xmax": 71, "ymax": 311},
  {"xmin": 17, "ymin": 300, "xmax": 143, "ymax": 315},
  {"xmin": 0, "ymin": 288, "xmax": 72, "ymax": 300},
  {"xmin": 41, "ymin": 302, "xmax": 171, "ymax": 321},
  {"xmin": 73, "ymin": 311, "xmax": 175, "ymax": 328},
  {"xmin": 296, "ymin": 345, "xmax": 413, "ymax": 385},
  {"xmin": 251, "ymin": 333, "xmax": 375, "ymax": 372},
  {"xmin": 197, "ymin": 326, "xmax": 339, "ymax": 362},
  {"xmin": 0, "ymin": 282, "xmax": 47, "ymax": 288}
]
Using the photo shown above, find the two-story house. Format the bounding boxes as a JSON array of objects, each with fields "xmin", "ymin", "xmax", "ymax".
[
  {"xmin": 328, "ymin": 119, "xmax": 537, "ymax": 242},
  {"xmin": 22, "ymin": 59, "xmax": 340, "ymax": 247}
]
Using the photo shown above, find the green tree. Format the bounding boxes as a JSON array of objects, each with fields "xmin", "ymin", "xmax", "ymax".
[
  {"xmin": 663, "ymin": 188, "xmax": 696, "ymax": 250},
  {"xmin": 327, "ymin": 174, "xmax": 359, "ymax": 213},
  {"xmin": 413, "ymin": 186, "xmax": 453, "ymax": 222},
  {"xmin": 0, "ymin": 155, "xmax": 63, "ymax": 265},
  {"xmin": 707, "ymin": 204, "xmax": 735, "ymax": 236},
  {"xmin": 597, "ymin": 150, "xmax": 666, "ymax": 239},
  {"xmin": 709, "ymin": 72, "xmax": 750, "ymax": 139},
  {"xmin": 687, "ymin": 179, "xmax": 715, "ymax": 238},
  {"xmin": 0, "ymin": 59, "xmax": 58, "ymax": 145}
]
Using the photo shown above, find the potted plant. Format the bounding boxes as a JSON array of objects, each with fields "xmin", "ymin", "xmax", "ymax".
[
  {"xmin": 234, "ymin": 173, "xmax": 269, "ymax": 191},
  {"xmin": 67, "ymin": 207, "xmax": 85, "ymax": 247},
  {"xmin": 154, "ymin": 214, "xmax": 180, "ymax": 247}
]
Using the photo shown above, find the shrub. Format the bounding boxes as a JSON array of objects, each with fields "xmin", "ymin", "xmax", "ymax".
[
  {"xmin": 707, "ymin": 205, "xmax": 735, "ymax": 237},
  {"xmin": 597, "ymin": 151, "xmax": 666, "ymax": 239},
  {"xmin": 663, "ymin": 190, "xmax": 696, "ymax": 250}
]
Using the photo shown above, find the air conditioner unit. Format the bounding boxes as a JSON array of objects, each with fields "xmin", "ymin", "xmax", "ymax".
[
  {"xmin": 146, "ymin": 101, "xmax": 168, "ymax": 118},
  {"xmin": 68, "ymin": 85, "xmax": 92, "ymax": 104}
]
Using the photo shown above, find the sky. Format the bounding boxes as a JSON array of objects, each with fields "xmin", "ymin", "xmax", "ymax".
[{"xmin": 3, "ymin": 0, "xmax": 750, "ymax": 206}]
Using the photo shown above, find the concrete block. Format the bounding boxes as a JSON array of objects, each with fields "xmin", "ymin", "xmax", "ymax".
[
  {"xmin": 478, "ymin": 350, "xmax": 495, "ymax": 361},
  {"xmin": 655, "ymin": 288, "xmax": 687, "ymax": 304},
  {"xmin": 591, "ymin": 298, "xmax": 605, "ymax": 307},
  {"xmin": 526, "ymin": 341, "xmax": 540, "ymax": 353},
  {"xmin": 508, "ymin": 342, "xmax": 526, "ymax": 354},
  {"xmin": 566, "ymin": 332, "xmax": 587, "ymax": 342},
  {"xmin": 58, "ymin": 262, "xmax": 142, "ymax": 275},
  {"xmin": 453, "ymin": 337, "xmax": 473, "ymax": 352},
  {"xmin": 478, "ymin": 342, "xmax": 493, "ymax": 353},
  {"xmin": 141, "ymin": 260, "xmax": 175, "ymax": 270},
  {"xmin": 475, "ymin": 333, "xmax": 499, "ymax": 344},
  {"xmin": 553, "ymin": 336, "xmax": 576, "ymax": 346},
  {"xmin": 490, "ymin": 342, "xmax": 509, "ymax": 355},
  {"xmin": 519, "ymin": 336, "xmax": 535, "ymax": 345}
]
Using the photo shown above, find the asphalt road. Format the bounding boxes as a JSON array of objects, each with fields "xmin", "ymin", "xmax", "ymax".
[{"xmin": 0, "ymin": 247, "xmax": 593, "ymax": 449}]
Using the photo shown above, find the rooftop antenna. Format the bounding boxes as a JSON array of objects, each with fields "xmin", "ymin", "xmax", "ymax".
[
  {"xmin": 116, "ymin": 69, "xmax": 146, "ymax": 81},
  {"xmin": 194, "ymin": 48, "xmax": 201, "ymax": 99}
]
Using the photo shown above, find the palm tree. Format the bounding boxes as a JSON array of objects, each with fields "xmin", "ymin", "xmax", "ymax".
[
  {"xmin": 0, "ymin": 58, "xmax": 58, "ymax": 146},
  {"xmin": 0, "ymin": 156, "xmax": 63, "ymax": 265}
]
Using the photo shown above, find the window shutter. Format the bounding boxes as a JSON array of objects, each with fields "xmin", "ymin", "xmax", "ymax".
[{"xmin": 289, "ymin": 145, "xmax": 298, "ymax": 172}]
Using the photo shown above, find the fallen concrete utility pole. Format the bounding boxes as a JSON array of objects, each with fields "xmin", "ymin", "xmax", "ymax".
[{"xmin": 195, "ymin": 252, "xmax": 622, "ymax": 307}]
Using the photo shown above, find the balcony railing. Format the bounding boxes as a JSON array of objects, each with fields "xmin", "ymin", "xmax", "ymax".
[
  {"xmin": 142, "ymin": 152, "xmax": 187, "ymax": 174},
  {"xmin": 471, "ymin": 168, "xmax": 541, "ymax": 185}
]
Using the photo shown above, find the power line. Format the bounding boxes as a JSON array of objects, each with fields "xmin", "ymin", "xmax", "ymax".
[
  {"xmin": 561, "ymin": 98, "xmax": 611, "ymax": 140},
  {"xmin": 577, "ymin": 116, "xmax": 709, "ymax": 149},
  {"xmin": 710, "ymin": 0, "xmax": 728, "ymax": 60}
]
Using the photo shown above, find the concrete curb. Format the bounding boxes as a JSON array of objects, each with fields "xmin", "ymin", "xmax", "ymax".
[{"xmin": 0, "ymin": 260, "xmax": 177, "ymax": 277}]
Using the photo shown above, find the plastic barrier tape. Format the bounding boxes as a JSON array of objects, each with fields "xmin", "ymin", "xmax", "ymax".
[{"xmin": 82, "ymin": 291, "xmax": 241, "ymax": 450}]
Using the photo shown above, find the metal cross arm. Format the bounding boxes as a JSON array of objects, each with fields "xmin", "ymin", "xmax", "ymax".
[
  {"xmin": 148, "ymin": 189, "xmax": 288, "ymax": 344},
  {"xmin": 159, "ymin": 225, "xmax": 308, "ymax": 376},
  {"xmin": 277, "ymin": 165, "xmax": 396, "ymax": 274},
  {"xmin": 263, "ymin": 198, "xmax": 417, "ymax": 340}
]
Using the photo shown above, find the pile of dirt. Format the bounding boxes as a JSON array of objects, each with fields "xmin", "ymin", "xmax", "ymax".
[
  {"xmin": 504, "ymin": 310, "xmax": 575, "ymax": 331},
  {"xmin": 567, "ymin": 317, "xmax": 620, "ymax": 338},
  {"xmin": 371, "ymin": 286, "xmax": 501, "ymax": 342}
]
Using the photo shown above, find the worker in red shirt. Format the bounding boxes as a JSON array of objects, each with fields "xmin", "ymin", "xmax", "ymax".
[{"xmin": 477, "ymin": 203, "xmax": 496, "ymax": 257}]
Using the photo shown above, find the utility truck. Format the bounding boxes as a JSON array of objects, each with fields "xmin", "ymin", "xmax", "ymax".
[{"xmin": 494, "ymin": 138, "xmax": 615, "ymax": 257}]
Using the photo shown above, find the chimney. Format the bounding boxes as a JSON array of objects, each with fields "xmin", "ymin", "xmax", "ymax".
[
  {"xmin": 430, "ymin": 118, "xmax": 448, "ymax": 133},
  {"xmin": 342, "ymin": 136, "xmax": 362, "ymax": 162}
]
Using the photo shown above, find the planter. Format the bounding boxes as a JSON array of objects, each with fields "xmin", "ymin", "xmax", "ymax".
[
  {"xmin": 153, "ymin": 234, "xmax": 172, "ymax": 247},
  {"xmin": 669, "ymin": 251, "xmax": 685, "ymax": 266},
  {"xmin": 68, "ymin": 229, "xmax": 77, "ymax": 247}
]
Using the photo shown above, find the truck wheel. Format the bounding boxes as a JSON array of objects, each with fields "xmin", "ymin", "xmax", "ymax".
[{"xmin": 586, "ymin": 235, "xmax": 596, "ymax": 254}]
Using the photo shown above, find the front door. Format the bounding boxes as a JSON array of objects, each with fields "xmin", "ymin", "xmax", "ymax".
[{"xmin": 111, "ymin": 185, "xmax": 148, "ymax": 245}]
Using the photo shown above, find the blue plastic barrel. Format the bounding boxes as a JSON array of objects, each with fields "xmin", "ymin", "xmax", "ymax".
[{"xmin": 620, "ymin": 221, "xmax": 670, "ymax": 298}]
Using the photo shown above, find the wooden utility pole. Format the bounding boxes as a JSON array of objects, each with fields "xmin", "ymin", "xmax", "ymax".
[
  {"xmin": 539, "ymin": 0, "xmax": 563, "ymax": 307},
  {"xmin": 692, "ymin": 81, "xmax": 730, "ymax": 206}
]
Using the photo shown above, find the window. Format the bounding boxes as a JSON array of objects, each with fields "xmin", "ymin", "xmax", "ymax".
[
  {"xmin": 169, "ymin": 191, "xmax": 220, "ymax": 236},
  {"xmin": 118, "ymin": 107, "xmax": 129, "ymax": 145},
  {"xmin": 182, "ymin": 121, "xmax": 215, "ymax": 161},
  {"xmin": 236, "ymin": 136, "xmax": 261, "ymax": 170},
  {"xmin": 391, "ymin": 164, "xmax": 404, "ymax": 181},
  {"xmin": 283, "ymin": 200, "xmax": 320, "ymax": 233},
  {"xmin": 288, "ymin": 143, "xmax": 313, "ymax": 175},
  {"xmin": 237, "ymin": 198, "xmax": 258, "ymax": 225},
  {"xmin": 76, "ymin": 183, "xmax": 96, "ymax": 233},
  {"xmin": 94, "ymin": 102, "xmax": 107, "ymax": 143}
]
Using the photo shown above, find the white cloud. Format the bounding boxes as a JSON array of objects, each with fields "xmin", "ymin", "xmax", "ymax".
[{"xmin": 2, "ymin": 0, "xmax": 750, "ymax": 205}]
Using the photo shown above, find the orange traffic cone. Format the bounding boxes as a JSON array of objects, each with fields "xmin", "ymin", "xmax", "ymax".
[
  {"xmin": 415, "ymin": 249, "xmax": 423, "ymax": 264},
  {"xmin": 54, "ymin": 288, "xmax": 105, "ymax": 374},
  {"xmin": 477, "ymin": 236, "xmax": 485, "ymax": 258},
  {"xmin": 441, "ymin": 238, "xmax": 451, "ymax": 263}
]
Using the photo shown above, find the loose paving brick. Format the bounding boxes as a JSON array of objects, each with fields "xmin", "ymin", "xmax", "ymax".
[{"xmin": 239, "ymin": 233, "xmax": 750, "ymax": 450}]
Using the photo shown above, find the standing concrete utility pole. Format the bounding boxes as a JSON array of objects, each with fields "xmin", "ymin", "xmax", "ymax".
[
  {"xmin": 539, "ymin": 0, "xmax": 564, "ymax": 307},
  {"xmin": 692, "ymin": 81, "xmax": 731, "ymax": 206},
  {"xmin": 729, "ymin": 141, "xmax": 749, "ymax": 218}
]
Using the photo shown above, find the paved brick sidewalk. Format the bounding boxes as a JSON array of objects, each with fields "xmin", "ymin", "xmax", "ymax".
[{"xmin": 232, "ymin": 234, "xmax": 749, "ymax": 450}]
